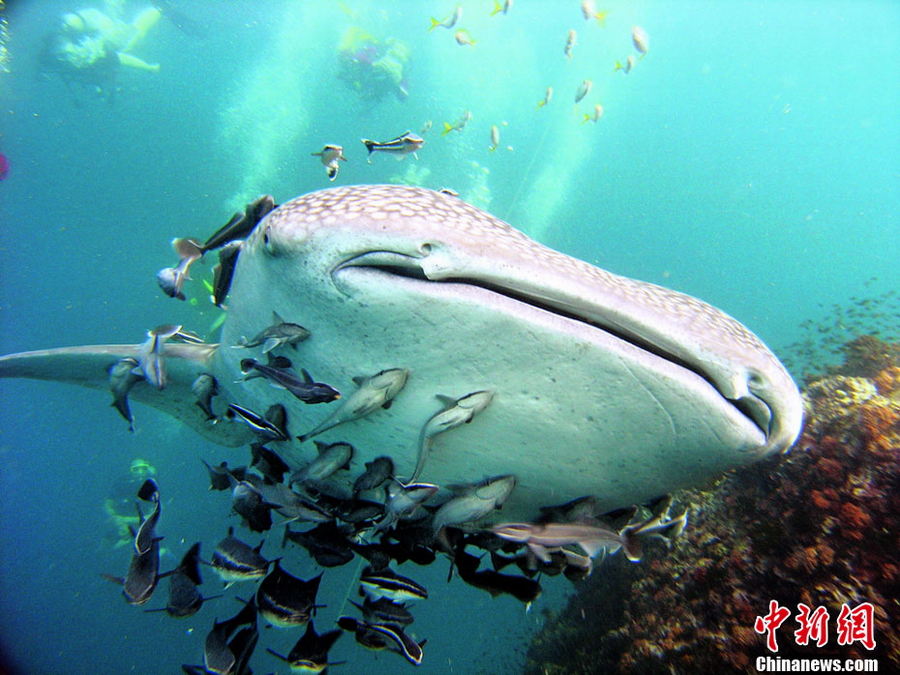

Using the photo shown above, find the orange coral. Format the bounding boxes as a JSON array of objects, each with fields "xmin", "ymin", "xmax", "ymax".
[
  {"xmin": 874, "ymin": 366, "xmax": 900, "ymax": 395},
  {"xmin": 815, "ymin": 456, "xmax": 845, "ymax": 480},
  {"xmin": 839, "ymin": 502, "xmax": 872, "ymax": 539},
  {"xmin": 859, "ymin": 400, "xmax": 899, "ymax": 449}
]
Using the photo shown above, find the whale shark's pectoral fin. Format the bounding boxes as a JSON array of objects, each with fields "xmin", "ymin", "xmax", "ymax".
[{"xmin": 0, "ymin": 343, "xmax": 253, "ymax": 447}]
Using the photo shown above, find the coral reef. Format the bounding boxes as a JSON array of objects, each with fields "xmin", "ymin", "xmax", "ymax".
[{"xmin": 524, "ymin": 335, "xmax": 900, "ymax": 674}]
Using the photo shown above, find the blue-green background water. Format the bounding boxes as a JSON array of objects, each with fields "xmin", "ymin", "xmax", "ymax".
[{"xmin": 0, "ymin": 1, "xmax": 898, "ymax": 673}]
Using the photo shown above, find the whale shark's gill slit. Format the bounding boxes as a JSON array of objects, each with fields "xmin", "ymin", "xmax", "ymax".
[{"xmin": 356, "ymin": 263, "xmax": 768, "ymax": 437}]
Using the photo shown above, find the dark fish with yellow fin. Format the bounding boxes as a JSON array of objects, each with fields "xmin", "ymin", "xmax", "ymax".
[
  {"xmin": 187, "ymin": 597, "xmax": 258, "ymax": 675},
  {"xmin": 256, "ymin": 561, "xmax": 323, "ymax": 628},
  {"xmin": 209, "ymin": 527, "xmax": 271, "ymax": 585},
  {"xmin": 145, "ymin": 542, "xmax": 218, "ymax": 618},
  {"xmin": 266, "ymin": 621, "xmax": 344, "ymax": 673},
  {"xmin": 359, "ymin": 566, "xmax": 428, "ymax": 603},
  {"xmin": 192, "ymin": 373, "xmax": 218, "ymax": 420},
  {"xmin": 491, "ymin": 0, "xmax": 513, "ymax": 16},
  {"xmin": 102, "ymin": 479, "xmax": 166, "ymax": 606}
]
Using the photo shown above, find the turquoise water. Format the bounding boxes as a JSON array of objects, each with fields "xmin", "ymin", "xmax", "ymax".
[{"xmin": 0, "ymin": 1, "xmax": 898, "ymax": 674}]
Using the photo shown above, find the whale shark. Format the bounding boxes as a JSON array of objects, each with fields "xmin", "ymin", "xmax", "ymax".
[{"xmin": 0, "ymin": 184, "xmax": 803, "ymax": 520}]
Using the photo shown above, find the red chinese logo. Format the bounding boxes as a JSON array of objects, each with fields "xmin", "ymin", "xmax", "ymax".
[
  {"xmin": 753, "ymin": 601, "xmax": 876, "ymax": 652},
  {"xmin": 836, "ymin": 602, "xmax": 876, "ymax": 650}
]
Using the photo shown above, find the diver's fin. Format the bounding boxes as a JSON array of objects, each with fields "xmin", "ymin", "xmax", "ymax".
[{"xmin": 0, "ymin": 343, "xmax": 253, "ymax": 447}]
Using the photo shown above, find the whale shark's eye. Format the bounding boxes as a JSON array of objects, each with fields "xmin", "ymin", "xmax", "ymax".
[
  {"xmin": 419, "ymin": 242, "xmax": 433, "ymax": 255},
  {"xmin": 262, "ymin": 226, "xmax": 277, "ymax": 255}
]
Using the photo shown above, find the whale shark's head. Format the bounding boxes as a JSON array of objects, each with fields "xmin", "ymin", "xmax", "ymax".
[{"xmin": 218, "ymin": 185, "xmax": 803, "ymax": 516}]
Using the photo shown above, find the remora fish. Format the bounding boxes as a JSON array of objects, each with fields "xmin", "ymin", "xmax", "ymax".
[
  {"xmin": 0, "ymin": 185, "xmax": 803, "ymax": 522},
  {"xmin": 299, "ymin": 368, "xmax": 409, "ymax": 442},
  {"xmin": 289, "ymin": 440, "xmax": 354, "ymax": 485},
  {"xmin": 489, "ymin": 512, "xmax": 686, "ymax": 562},
  {"xmin": 337, "ymin": 617, "xmax": 425, "ymax": 666},
  {"xmin": 137, "ymin": 324, "xmax": 182, "ymax": 389},
  {"xmin": 109, "ymin": 356, "xmax": 144, "ymax": 431},
  {"xmin": 226, "ymin": 403, "xmax": 290, "ymax": 442},
  {"xmin": 234, "ymin": 311, "xmax": 310, "ymax": 353},
  {"xmin": 240, "ymin": 358, "xmax": 340, "ymax": 404},
  {"xmin": 192, "ymin": 373, "xmax": 218, "ymax": 420},
  {"xmin": 361, "ymin": 132, "xmax": 424, "ymax": 162},
  {"xmin": 353, "ymin": 455, "xmax": 395, "ymax": 493},
  {"xmin": 410, "ymin": 390, "xmax": 494, "ymax": 482},
  {"xmin": 431, "ymin": 474, "xmax": 516, "ymax": 532}
]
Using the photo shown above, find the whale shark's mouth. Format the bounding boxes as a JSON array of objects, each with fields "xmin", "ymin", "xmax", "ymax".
[{"xmin": 332, "ymin": 251, "xmax": 772, "ymax": 441}]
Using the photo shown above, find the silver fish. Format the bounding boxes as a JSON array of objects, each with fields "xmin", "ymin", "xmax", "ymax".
[
  {"xmin": 192, "ymin": 373, "xmax": 218, "ymax": 420},
  {"xmin": 289, "ymin": 440, "xmax": 354, "ymax": 485},
  {"xmin": 234, "ymin": 311, "xmax": 310, "ymax": 353},
  {"xmin": 378, "ymin": 479, "xmax": 439, "ymax": 530},
  {"xmin": 431, "ymin": 474, "xmax": 516, "ymax": 532},
  {"xmin": 156, "ymin": 238, "xmax": 203, "ymax": 301},
  {"xmin": 137, "ymin": 324, "xmax": 182, "ymax": 389},
  {"xmin": 361, "ymin": 132, "xmax": 424, "ymax": 162},
  {"xmin": 299, "ymin": 368, "xmax": 409, "ymax": 442},
  {"xmin": 632, "ymin": 25, "xmax": 649, "ymax": 57},
  {"xmin": 574, "ymin": 79, "xmax": 592, "ymax": 104},
  {"xmin": 109, "ymin": 356, "xmax": 144, "ymax": 431},
  {"xmin": 410, "ymin": 390, "xmax": 494, "ymax": 482},
  {"xmin": 564, "ymin": 29, "xmax": 577, "ymax": 59},
  {"xmin": 490, "ymin": 520, "xmax": 636, "ymax": 560}
]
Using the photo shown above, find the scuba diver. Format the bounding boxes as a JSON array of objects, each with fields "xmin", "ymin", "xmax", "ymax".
[
  {"xmin": 102, "ymin": 457, "xmax": 157, "ymax": 550},
  {"xmin": 336, "ymin": 27, "xmax": 411, "ymax": 104},
  {"xmin": 39, "ymin": 3, "xmax": 163, "ymax": 104}
]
